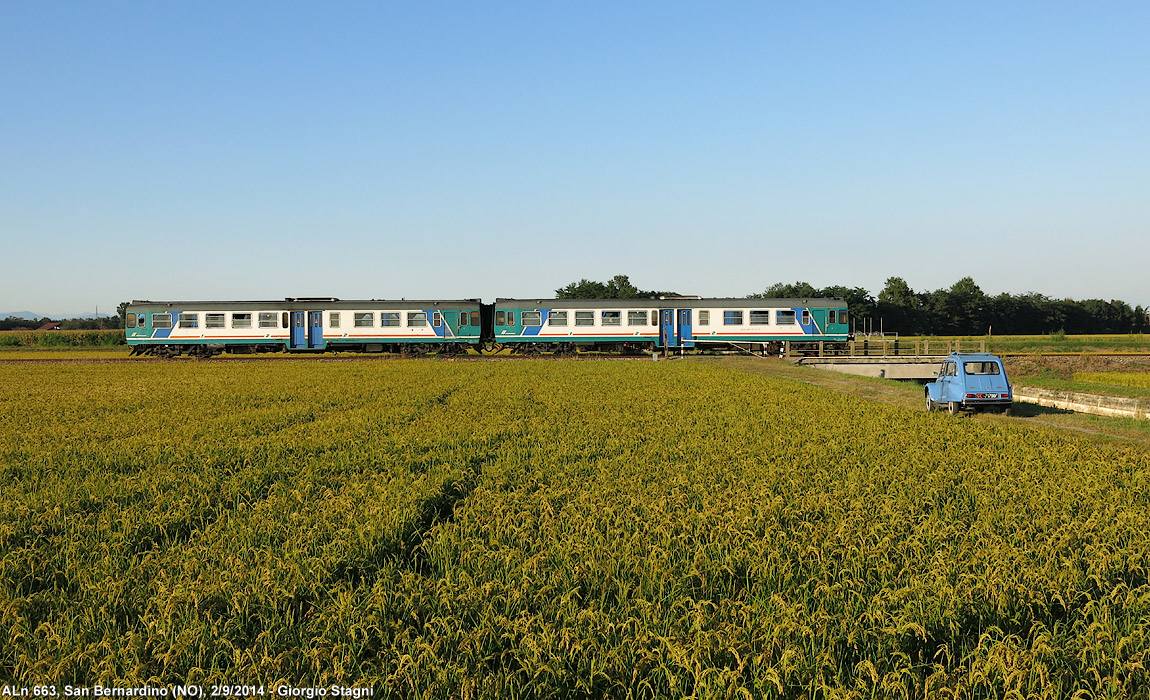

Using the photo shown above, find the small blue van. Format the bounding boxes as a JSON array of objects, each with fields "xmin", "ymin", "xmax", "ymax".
[{"xmin": 926, "ymin": 352, "xmax": 1013, "ymax": 415}]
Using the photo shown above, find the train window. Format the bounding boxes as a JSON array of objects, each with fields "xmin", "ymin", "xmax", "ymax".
[
  {"xmin": 459, "ymin": 311, "xmax": 468, "ymax": 326},
  {"xmin": 839, "ymin": 310, "xmax": 848, "ymax": 325},
  {"xmin": 178, "ymin": 313, "xmax": 199, "ymax": 329},
  {"xmin": 137, "ymin": 314, "xmax": 146, "ymax": 327},
  {"xmin": 723, "ymin": 311, "xmax": 742, "ymax": 326},
  {"xmin": 381, "ymin": 313, "xmax": 400, "ymax": 327},
  {"xmin": 548, "ymin": 310, "xmax": 568, "ymax": 326},
  {"xmin": 776, "ymin": 310, "xmax": 796, "ymax": 325},
  {"xmin": 601, "ymin": 311, "xmax": 621, "ymax": 326},
  {"xmin": 495, "ymin": 311, "xmax": 505, "ymax": 326},
  {"xmin": 749, "ymin": 310, "xmax": 770, "ymax": 325},
  {"xmin": 205, "ymin": 313, "xmax": 225, "ymax": 329},
  {"xmin": 281, "ymin": 312, "xmax": 289, "ymax": 328},
  {"xmin": 329, "ymin": 312, "xmax": 340, "ymax": 328},
  {"xmin": 801, "ymin": 310, "xmax": 811, "ymax": 325},
  {"xmin": 827, "ymin": 310, "xmax": 837, "ymax": 324},
  {"xmin": 470, "ymin": 311, "xmax": 480, "ymax": 326},
  {"xmin": 506, "ymin": 311, "xmax": 515, "ymax": 325},
  {"xmin": 698, "ymin": 310, "xmax": 710, "ymax": 326},
  {"xmin": 408, "ymin": 312, "xmax": 428, "ymax": 327},
  {"xmin": 233, "ymin": 313, "xmax": 252, "ymax": 329},
  {"xmin": 153, "ymin": 313, "xmax": 173, "ymax": 329},
  {"xmin": 432, "ymin": 311, "xmax": 443, "ymax": 328},
  {"xmin": 575, "ymin": 311, "xmax": 594, "ymax": 326},
  {"xmin": 651, "ymin": 311, "xmax": 659, "ymax": 325},
  {"xmin": 354, "ymin": 313, "xmax": 374, "ymax": 327},
  {"xmin": 627, "ymin": 311, "xmax": 647, "ymax": 326},
  {"xmin": 258, "ymin": 313, "xmax": 278, "ymax": 329},
  {"xmin": 294, "ymin": 314, "xmax": 304, "ymax": 328},
  {"xmin": 126, "ymin": 313, "xmax": 137, "ymax": 329},
  {"xmin": 522, "ymin": 311, "xmax": 542, "ymax": 326}
]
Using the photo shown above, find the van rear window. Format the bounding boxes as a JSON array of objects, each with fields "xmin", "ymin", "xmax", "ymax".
[{"xmin": 964, "ymin": 362, "xmax": 1001, "ymax": 375}]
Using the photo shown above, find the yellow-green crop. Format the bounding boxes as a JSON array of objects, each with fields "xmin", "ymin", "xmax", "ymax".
[{"xmin": 2, "ymin": 360, "xmax": 1148, "ymax": 697}]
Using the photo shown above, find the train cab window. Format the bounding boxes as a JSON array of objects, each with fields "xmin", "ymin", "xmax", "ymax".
[
  {"xmin": 137, "ymin": 314, "xmax": 146, "ymax": 327},
  {"xmin": 153, "ymin": 313, "xmax": 173, "ymax": 329},
  {"xmin": 522, "ymin": 311, "xmax": 542, "ymax": 326},
  {"xmin": 205, "ymin": 313, "xmax": 225, "ymax": 329},
  {"xmin": 354, "ymin": 313, "xmax": 374, "ymax": 327},
  {"xmin": 258, "ymin": 313, "xmax": 278, "ymax": 329},
  {"xmin": 178, "ymin": 313, "xmax": 199, "ymax": 329},
  {"xmin": 749, "ymin": 310, "xmax": 770, "ymax": 325},
  {"xmin": 126, "ymin": 314, "xmax": 137, "ymax": 329},
  {"xmin": 723, "ymin": 311, "xmax": 743, "ymax": 325},
  {"xmin": 408, "ymin": 312, "xmax": 427, "ymax": 327},
  {"xmin": 839, "ymin": 310, "xmax": 848, "ymax": 325},
  {"xmin": 381, "ymin": 313, "xmax": 400, "ymax": 327},
  {"xmin": 548, "ymin": 310, "xmax": 568, "ymax": 326},
  {"xmin": 459, "ymin": 311, "xmax": 468, "ymax": 326},
  {"xmin": 776, "ymin": 310, "xmax": 796, "ymax": 325},
  {"xmin": 506, "ymin": 311, "xmax": 515, "ymax": 325},
  {"xmin": 432, "ymin": 311, "xmax": 443, "ymax": 328},
  {"xmin": 495, "ymin": 311, "xmax": 505, "ymax": 326},
  {"xmin": 329, "ymin": 312, "xmax": 340, "ymax": 328},
  {"xmin": 828, "ymin": 310, "xmax": 837, "ymax": 324},
  {"xmin": 233, "ymin": 313, "xmax": 252, "ymax": 329},
  {"xmin": 801, "ymin": 310, "xmax": 811, "ymax": 326},
  {"xmin": 575, "ymin": 311, "xmax": 594, "ymax": 326},
  {"xmin": 470, "ymin": 311, "xmax": 481, "ymax": 327},
  {"xmin": 601, "ymin": 311, "xmax": 621, "ymax": 326},
  {"xmin": 698, "ymin": 310, "xmax": 710, "ymax": 326}
]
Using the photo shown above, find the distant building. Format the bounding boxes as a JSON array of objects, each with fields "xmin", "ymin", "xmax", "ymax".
[{"xmin": 36, "ymin": 321, "xmax": 61, "ymax": 331}]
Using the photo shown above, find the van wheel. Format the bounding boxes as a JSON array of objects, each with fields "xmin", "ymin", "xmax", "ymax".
[
  {"xmin": 925, "ymin": 394, "xmax": 936, "ymax": 412},
  {"xmin": 948, "ymin": 401, "xmax": 961, "ymax": 416}
]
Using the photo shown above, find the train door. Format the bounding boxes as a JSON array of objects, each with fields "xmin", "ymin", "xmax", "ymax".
[
  {"xmin": 660, "ymin": 310, "xmax": 676, "ymax": 348},
  {"xmin": 307, "ymin": 311, "xmax": 325, "ymax": 349},
  {"xmin": 677, "ymin": 309, "xmax": 694, "ymax": 347},
  {"xmin": 290, "ymin": 311, "xmax": 307, "ymax": 349}
]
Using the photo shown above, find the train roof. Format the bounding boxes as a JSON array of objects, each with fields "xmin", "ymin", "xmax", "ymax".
[
  {"xmin": 127, "ymin": 299, "xmax": 483, "ymax": 311},
  {"xmin": 493, "ymin": 297, "xmax": 848, "ymax": 309}
]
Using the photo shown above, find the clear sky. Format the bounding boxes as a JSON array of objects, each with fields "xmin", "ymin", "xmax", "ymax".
[{"xmin": 3, "ymin": 1, "xmax": 1148, "ymax": 316}]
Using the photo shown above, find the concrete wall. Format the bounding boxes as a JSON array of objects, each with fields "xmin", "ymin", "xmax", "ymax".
[{"xmin": 1013, "ymin": 386, "xmax": 1150, "ymax": 420}]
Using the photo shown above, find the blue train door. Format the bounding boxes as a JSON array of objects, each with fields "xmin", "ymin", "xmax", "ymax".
[
  {"xmin": 290, "ymin": 311, "xmax": 307, "ymax": 349},
  {"xmin": 308, "ymin": 311, "xmax": 324, "ymax": 349},
  {"xmin": 661, "ymin": 310, "xmax": 676, "ymax": 348},
  {"xmin": 677, "ymin": 309, "xmax": 694, "ymax": 347}
]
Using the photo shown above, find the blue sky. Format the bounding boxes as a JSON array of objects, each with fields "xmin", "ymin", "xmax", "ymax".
[{"xmin": 3, "ymin": 1, "xmax": 1148, "ymax": 316}]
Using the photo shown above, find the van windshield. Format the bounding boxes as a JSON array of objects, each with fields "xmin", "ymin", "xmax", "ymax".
[{"xmin": 964, "ymin": 361, "xmax": 1001, "ymax": 375}]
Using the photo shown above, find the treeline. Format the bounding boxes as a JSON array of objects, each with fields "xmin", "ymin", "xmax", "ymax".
[
  {"xmin": 556, "ymin": 275, "xmax": 1149, "ymax": 335},
  {"xmin": 760, "ymin": 277, "xmax": 1150, "ymax": 335},
  {"xmin": 0, "ymin": 316, "xmax": 123, "ymax": 331}
]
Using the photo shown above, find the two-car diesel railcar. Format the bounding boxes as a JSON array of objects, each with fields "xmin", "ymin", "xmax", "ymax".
[
  {"xmin": 491, "ymin": 297, "xmax": 849, "ymax": 354},
  {"xmin": 125, "ymin": 299, "xmax": 484, "ymax": 357},
  {"xmin": 125, "ymin": 296, "xmax": 850, "ymax": 356}
]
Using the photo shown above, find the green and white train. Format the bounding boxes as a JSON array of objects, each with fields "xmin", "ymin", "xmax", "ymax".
[{"xmin": 125, "ymin": 297, "xmax": 850, "ymax": 357}]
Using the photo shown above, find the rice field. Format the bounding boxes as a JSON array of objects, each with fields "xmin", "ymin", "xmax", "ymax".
[{"xmin": 2, "ymin": 360, "xmax": 1148, "ymax": 697}]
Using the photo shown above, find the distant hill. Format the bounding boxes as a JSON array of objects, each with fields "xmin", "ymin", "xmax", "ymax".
[{"xmin": 2, "ymin": 311, "xmax": 114, "ymax": 321}]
